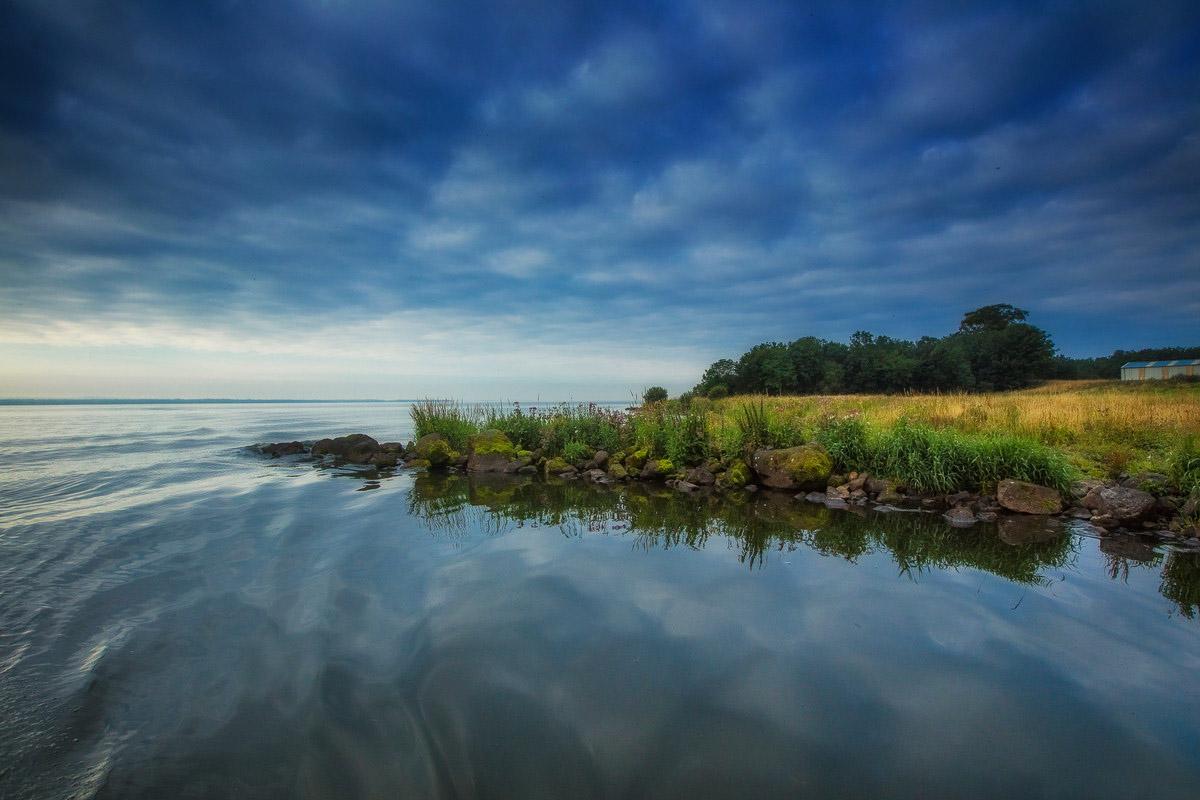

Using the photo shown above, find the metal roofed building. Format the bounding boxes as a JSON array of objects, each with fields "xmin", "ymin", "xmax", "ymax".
[{"xmin": 1120, "ymin": 359, "xmax": 1200, "ymax": 380}]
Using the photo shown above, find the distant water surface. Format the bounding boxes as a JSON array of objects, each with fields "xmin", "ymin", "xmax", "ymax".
[{"xmin": 1, "ymin": 402, "xmax": 1198, "ymax": 799}]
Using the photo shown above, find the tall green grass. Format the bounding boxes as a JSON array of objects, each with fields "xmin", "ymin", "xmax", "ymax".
[
  {"xmin": 410, "ymin": 399, "xmax": 480, "ymax": 450},
  {"xmin": 816, "ymin": 417, "xmax": 1076, "ymax": 493}
]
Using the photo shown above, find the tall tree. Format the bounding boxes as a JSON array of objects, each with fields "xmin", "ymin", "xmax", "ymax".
[{"xmin": 958, "ymin": 303, "xmax": 1029, "ymax": 333}]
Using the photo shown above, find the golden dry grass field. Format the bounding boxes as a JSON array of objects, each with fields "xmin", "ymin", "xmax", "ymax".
[{"xmin": 710, "ymin": 379, "xmax": 1200, "ymax": 479}]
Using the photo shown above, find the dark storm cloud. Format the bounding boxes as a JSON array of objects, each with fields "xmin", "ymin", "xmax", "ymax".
[{"xmin": 1, "ymin": 0, "xmax": 1197, "ymax": 380}]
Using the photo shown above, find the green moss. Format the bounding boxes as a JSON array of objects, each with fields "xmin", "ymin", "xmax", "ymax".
[
  {"xmin": 418, "ymin": 437, "xmax": 458, "ymax": 468},
  {"xmin": 516, "ymin": 449, "xmax": 533, "ymax": 460},
  {"xmin": 779, "ymin": 445, "xmax": 833, "ymax": 487},
  {"xmin": 469, "ymin": 429, "xmax": 517, "ymax": 459},
  {"xmin": 608, "ymin": 463, "xmax": 628, "ymax": 480},
  {"xmin": 720, "ymin": 460, "xmax": 751, "ymax": 489},
  {"xmin": 544, "ymin": 456, "xmax": 574, "ymax": 476},
  {"xmin": 406, "ymin": 458, "xmax": 431, "ymax": 468},
  {"xmin": 625, "ymin": 448, "xmax": 649, "ymax": 470}
]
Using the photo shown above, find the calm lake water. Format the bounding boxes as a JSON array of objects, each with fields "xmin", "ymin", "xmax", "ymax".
[{"xmin": 1, "ymin": 402, "xmax": 1198, "ymax": 799}]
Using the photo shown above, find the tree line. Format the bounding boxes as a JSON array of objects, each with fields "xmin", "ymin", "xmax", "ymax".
[{"xmin": 691, "ymin": 304, "xmax": 1199, "ymax": 397}]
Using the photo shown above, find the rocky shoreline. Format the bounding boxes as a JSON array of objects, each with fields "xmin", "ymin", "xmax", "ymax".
[{"xmin": 256, "ymin": 430, "xmax": 1200, "ymax": 548}]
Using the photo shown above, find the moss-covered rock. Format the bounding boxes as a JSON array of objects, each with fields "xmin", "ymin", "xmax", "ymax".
[
  {"xmin": 544, "ymin": 456, "xmax": 576, "ymax": 476},
  {"xmin": 640, "ymin": 458, "xmax": 674, "ymax": 480},
  {"xmin": 467, "ymin": 429, "xmax": 517, "ymax": 472},
  {"xmin": 625, "ymin": 448, "xmax": 649, "ymax": 471},
  {"xmin": 413, "ymin": 433, "xmax": 458, "ymax": 468},
  {"xmin": 750, "ymin": 444, "xmax": 832, "ymax": 490},
  {"xmin": 717, "ymin": 459, "xmax": 752, "ymax": 490},
  {"xmin": 406, "ymin": 458, "xmax": 431, "ymax": 469},
  {"xmin": 469, "ymin": 429, "xmax": 517, "ymax": 458},
  {"xmin": 997, "ymin": 479, "xmax": 1064, "ymax": 515},
  {"xmin": 608, "ymin": 462, "xmax": 628, "ymax": 481}
]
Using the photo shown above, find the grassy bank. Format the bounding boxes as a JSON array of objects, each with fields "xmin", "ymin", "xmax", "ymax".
[{"xmin": 410, "ymin": 380, "xmax": 1200, "ymax": 497}]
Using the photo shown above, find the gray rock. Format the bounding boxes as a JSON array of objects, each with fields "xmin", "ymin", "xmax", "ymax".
[
  {"xmin": 1070, "ymin": 478, "xmax": 1108, "ymax": 499},
  {"xmin": 1082, "ymin": 485, "xmax": 1156, "ymax": 520},
  {"xmin": 996, "ymin": 479, "xmax": 1063, "ymax": 515},
  {"xmin": 684, "ymin": 467, "xmax": 716, "ymax": 486},
  {"xmin": 803, "ymin": 491, "xmax": 826, "ymax": 504}
]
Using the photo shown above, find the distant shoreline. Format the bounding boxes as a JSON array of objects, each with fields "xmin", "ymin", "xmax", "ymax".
[{"xmin": 0, "ymin": 398, "xmax": 631, "ymax": 406}]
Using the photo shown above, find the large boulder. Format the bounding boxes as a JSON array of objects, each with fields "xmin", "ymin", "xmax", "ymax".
[
  {"xmin": 996, "ymin": 479, "xmax": 1063, "ymax": 515},
  {"xmin": 1082, "ymin": 485, "xmax": 1156, "ymax": 521},
  {"xmin": 311, "ymin": 434, "xmax": 380, "ymax": 464},
  {"xmin": 751, "ymin": 445, "xmax": 832, "ymax": 491},
  {"xmin": 412, "ymin": 433, "xmax": 458, "ymax": 468},
  {"xmin": 467, "ymin": 429, "xmax": 517, "ymax": 473}
]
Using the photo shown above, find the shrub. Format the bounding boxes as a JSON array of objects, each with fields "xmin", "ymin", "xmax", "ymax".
[
  {"xmin": 562, "ymin": 440, "xmax": 591, "ymax": 464},
  {"xmin": 707, "ymin": 384, "xmax": 729, "ymax": 399},
  {"xmin": 643, "ymin": 386, "xmax": 669, "ymax": 404}
]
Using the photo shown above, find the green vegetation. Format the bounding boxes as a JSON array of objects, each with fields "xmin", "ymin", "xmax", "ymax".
[
  {"xmin": 691, "ymin": 302, "xmax": 1200, "ymax": 395},
  {"xmin": 411, "ymin": 379, "xmax": 1200, "ymax": 494}
]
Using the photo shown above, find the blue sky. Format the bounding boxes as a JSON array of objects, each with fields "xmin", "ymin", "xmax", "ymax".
[{"xmin": 1, "ymin": 0, "xmax": 1197, "ymax": 398}]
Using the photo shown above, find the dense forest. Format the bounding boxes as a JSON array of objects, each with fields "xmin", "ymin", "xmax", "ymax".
[{"xmin": 691, "ymin": 304, "xmax": 1199, "ymax": 397}]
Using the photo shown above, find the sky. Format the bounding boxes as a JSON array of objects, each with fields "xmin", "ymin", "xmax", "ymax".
[{"xmin": 1, "ymin": 0, "xmax": 1198, "ymax": 399}]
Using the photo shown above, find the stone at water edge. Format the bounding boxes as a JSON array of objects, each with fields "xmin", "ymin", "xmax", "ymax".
[
  {"xmin": 640, "ymin": 459, "xmax": 675, "ymax": 480},
  {"xmin": 684, "ymin": 467, "xmax": 716, "ymax": 486},
  {"xmin": 750, "ymin": 444, "xmax": 833, "ymax": 491},
  {"xmin": 259, "ymin": 441, "xmax": 306, "ymax": 458},
  {"xmin": 412, "ymin": 433, "xmax": 457, "ymax": 468},
  {"xmin": 1081, "ymin": 485, "xmax": 1156, "ymax": 521},
  {"xmin": 466, "ymin": 429, "xmax": 517, "ymax": 473},
  {"xmin": 311, "ymin": 433, "xmax": 381, "ymax": 464},
  {"xmin": 996, "ymin": 479, "xmax": 1064, "ymax": 515}
]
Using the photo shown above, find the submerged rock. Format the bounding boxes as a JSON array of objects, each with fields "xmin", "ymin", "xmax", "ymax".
[
  {"xmin": 944, "ymin": 506, "xmax": 977, "ymax": 527},
  {"xmin": 750, "ymin": 444, "xmax": 833, "ymax": 491},
  {"xmin": 996, "ymin": 479, "xmax": 1063, "ymax": 515},
  {"xmin": 259, "ymin": 441, "xmax": 306, "ymax": 458}
]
